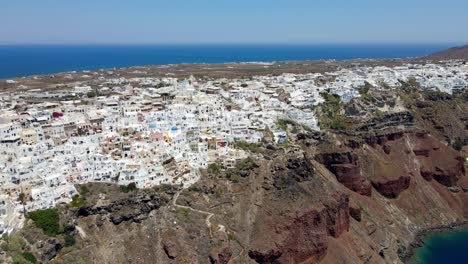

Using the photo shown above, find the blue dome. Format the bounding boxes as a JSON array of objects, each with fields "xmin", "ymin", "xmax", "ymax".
[
  {"xmin": 171, "ymin": 126, "xmax": 178, "ymax": 131},
  {"xmin": 149, "ymin": 123, "xmax": 156, "ymax": 129}
]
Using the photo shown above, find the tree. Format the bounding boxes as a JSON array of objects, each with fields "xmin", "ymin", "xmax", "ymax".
[
  {"xmin": 86, "ymin": 90, "xmax": 97, "ymax": 98},
  {"xmin": 18, "ymin": 192, "xmax": 27, "ymax": 216}
]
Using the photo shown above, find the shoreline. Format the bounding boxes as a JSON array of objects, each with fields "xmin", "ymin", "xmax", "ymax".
[
  {"xmin": 0, "ymin": 57, "xmax": 415, "ymax": 81},
  {"xmin": 399, "ymin": 221, "xmax": 468, "ymax": 263}
]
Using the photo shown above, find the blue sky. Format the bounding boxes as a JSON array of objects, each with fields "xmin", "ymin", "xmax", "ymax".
[{"xmin": 1, "ymin": 0, "xmax": 467, "ymax": 44}]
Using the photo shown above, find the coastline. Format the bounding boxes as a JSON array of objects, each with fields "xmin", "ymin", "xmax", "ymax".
[
  {"xmin": 399, "ymin": 221, "xmax": 468, "ymax": 263},
  {"xmin": 0, "ymin": 57, "xmax": 412, "ymax": 81},
  {"xmin": 0, "ymin": 43, "xmax": 452, "ymax": 79}
]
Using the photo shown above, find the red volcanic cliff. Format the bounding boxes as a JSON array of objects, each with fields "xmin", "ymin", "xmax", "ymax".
[
  {"xmin": 315, "ymin": 152, "xmax": 372, "ymax": 196},
  {"xmin": 360, "ymin": 131, "xmax": 465, "ymax": 198},
  {"xmin": 316, "ymin": 131, "xmax": 465, "ymax": 199},
  {"xmin": 249, "ymin": 192, "xmax": 351, "ymax": 264},
  {"xmin": 411, "ymin": 133, "xmax": 465, "ymax": 187}
]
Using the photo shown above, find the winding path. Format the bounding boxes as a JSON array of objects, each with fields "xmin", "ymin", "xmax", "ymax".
[{"xmin": 172, "ymin": 189, "xmax": 216, "ymax": 237}]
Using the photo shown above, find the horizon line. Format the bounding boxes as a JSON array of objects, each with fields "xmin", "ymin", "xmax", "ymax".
[{"xmin": 0, "ymin": 42, "xmax": 465, "ymax": 46}]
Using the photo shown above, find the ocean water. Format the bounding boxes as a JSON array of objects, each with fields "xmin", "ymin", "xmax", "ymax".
[
  {"xmin": 410, "ymin": 229, "xmax": 468, "ymax": 264},
  {"xmin": 0, "ymin": 44, "xmax": 454, "ymax": 79}
]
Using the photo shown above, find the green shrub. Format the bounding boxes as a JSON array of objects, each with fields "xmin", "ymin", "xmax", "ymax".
[
  {"xmin": 236, "ymin": 157, "xmax": 258, "ymax": 171},
  {"xmin": 452, "ymin": 138, "xmax": 465, "ymax": 151},
  {"xmin": 359, "ymin": 81, "xmax": 372, "ymax": 95},
  {"xmin": 319, "ymin": 92, "xmax": 341, "ymax": 118},
  {"xmin": 225, "ymin": 170, "xmax": 241, "ymax": 183},
  {"xmin": 375, "ymin": 109, "xmax": 384, "ymax": 117},
  {"xmin": 70, "ymin": 195, "xmax": 86, "ymax": 208},
  {"xmin": 27, "ymin": 209, "xmax": 60, "ymax": 236},
  {"xmin": 329, "ymin": 115, "xmax": 346, "ymax": 130},
  {"xmin": 207, "ymin": 163, "xmax": 221, "ymax": 176},
  {"xmin": 22, "ymin": 252, "xmax": 37, "ymax": 264},
  {"xmin": 224, "ymin": 157, "xmax": 258, "ymax": 183},
  {"xmin": 276, "ymin": 119, "xmax": 298, "ymax": 130},
  {"xmin": 234, "ymin": 141, "xmax": 261, "ymax": 153},
  {"xmin": 64, "ymin": 234, "xmax": 76, "ymax": 247},
  {"xmin": 78, "ymin": 185, "xmax": 89, "ymax": 195},
  {"xmin": 86, "ymin": 90, "xmax": 97, "ymax": 98},
  {"xmin": 152, "ymin": 184, "xmax": 175, "ymax": 193},
  {"xmin": 120, "ymin": 182, "xmax": 137, "ymax": 193}
]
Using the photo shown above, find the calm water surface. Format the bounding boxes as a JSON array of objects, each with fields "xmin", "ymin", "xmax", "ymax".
[
  {"xmin": 0, "ymin": 44, "xmax": 454, "ymax": 79},
  {"xmin": 410, "ymin": 229, "xmax": 468, "ymax": 264}
]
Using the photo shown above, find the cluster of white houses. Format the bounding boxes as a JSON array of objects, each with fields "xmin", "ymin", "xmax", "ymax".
[{"xmin": 1, "ymin": 61, "xmax": 467, "ymax": 235}]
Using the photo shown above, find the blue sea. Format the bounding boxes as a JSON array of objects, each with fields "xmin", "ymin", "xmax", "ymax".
[
  {"xmin": 410, "ymin": 229, "xmax": 468, "ymax": 264},
  {"xmin": 0, "ymin": 44, "xmax": 455, "ymax": 79}
]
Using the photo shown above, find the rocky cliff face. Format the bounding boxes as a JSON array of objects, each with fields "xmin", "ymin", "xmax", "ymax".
[
  {"xmin": 248, "ymin": 191, "xmax": 350, "ymax": 264},
  {"xmin": 3, "ymin": 91, "xmax": 467, "ymax": 264},
  {"xmin": 315, "ymin": 151, "xmax": 372, "ymax": 196}
]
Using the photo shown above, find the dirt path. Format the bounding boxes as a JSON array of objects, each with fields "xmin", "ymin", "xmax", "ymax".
[{"xmin": 172, "ymin": 189, "xmax": 217, "ymax": 237}]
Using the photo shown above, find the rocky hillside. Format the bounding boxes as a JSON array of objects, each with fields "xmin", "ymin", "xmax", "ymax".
[
  {"xmin": 423, "ymin": 44, "xmax": 468, "ymax": 60},
  {"xmin": 1, "ymin": 88, "xmax": 467, "ymax": 264}
]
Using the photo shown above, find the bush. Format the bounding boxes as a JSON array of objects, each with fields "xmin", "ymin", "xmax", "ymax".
[
  {"xmin": 70, "ymin": 195, "xmax": 86, "ymax": 208},
  {"xmin": 359, "ymin": 81, "xmax": 372, "ymax": 95},
  {"xmin": 22, "ymin": 252, "xmax": 37, "ymax": 264},
  {"xmin": 27, "ymin": 209, "xmax": 60, "ymax": 236},
  {"xmin": 152, "ymin": 184, "xmax": 175, "ymax": 193},
  {"xmin": 78, "ymin": 185, "xmax": 89, "ymax": 195},
  {"xmin": 120, "ymin": 182, "xmax": 137, "ymax": 193},
  {"xmin": 319, "ymin": 92, "xmax": 341, "ymax": 118},
  {"xmin": 224, "ymin": 157, "xmax": 258, "ymax": 183},
  {"xmin": 207, "ymin": 163, "xmax": 221, "ymax": 176},
  {"xmin": 64, "ymin": 234, "xmax": 76, "ymax": 247},
  {"xmin": 329, "ymin": 115, "xmax": 346, "ymax": 130},
  {"xmin": 276, "ymin": 119, "xmax": 298, "ymax": 131},
  {"xmin": 452, "ymin": 138, "xmax": 465, "ymax": 151},
  {"xmin": 86, "ymin": 90, "xmax": 97, "ymax": 98},
  {"xmin": 225, "ymin": 170, "xmax": 241, "ymax": 183},
  {"xmin": 234, "ymin": 141, "xmax": 261, "ymax": 153},
  {"xmin": 236, "ymin": 157, "xmax": 258, "ymax": 171},
  {"xmin": 374, "ymin": 109, "xmax": 384, "ymax": 117}
]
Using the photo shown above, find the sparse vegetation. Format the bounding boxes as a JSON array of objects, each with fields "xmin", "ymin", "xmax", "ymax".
[
  {"xmin": 378, "ymin": 81, "xmax": 392, "ymax": 90},
  {"xmin": 176, "ymin": 207, "xmax": 191, "ymax": 222},
  {"xmin": 452, "ymin": 138, "xmax": 465, "ymax": 151},
  {"xmin": 328, "ymin": 115, "xmax": 347, "ymax": 130},
  {"xmin": 236, "ymin": 157, "xmax": 258, "ymax": 171},
  {"xmin": 318, "ymin": 92, "xmax": 351, "ymax": 131},
  {"xmin": 70, "ymin": 195, "xmax": 86, "ymax": 208},
  {"xmin": 120, "ymin": 182, "xmax": 138, "ymax": 193},
  {"xmin": 224, "ymin": 157, "xmax": 258, "ymax": 183},
  {"xmin": 64, "ymin": 233, "xmax": 76, "ymax": 247},
  {"xmin": 86, "ymin": 90, "xmax": 97, "ymax": 98},
  {"xmin": 22, "ymin": 252, "xmax": 37, "ymax": 263},
  {"xmin": 399, "ymin": 77, "xmax": 420, "ymax": 93},
  {"xmin": 234, "ymin": 141, "xmax": 261, "ymax": 153},
  {"xmin": 374, "ymin": 109, "xmax": 384, "ymax": 117},
  {"xmin": 152, "ymin": 184, "xmax": 176, "ymax": 193},
  {"xmin": 78, "ymin": 185, "xmax": 89, "ymax": 195},
  {"xmin": 276, "ymin": 119, "xmax": 298, "ymax": 131},
  {"xmin": 27, "ymin": 209, "xmax": 60, "ymax": 236},
  {"xmin": 207, "ymin": 162, "xmax": 221, "ymax": 176},
  {"xmin": 359, "ymin": 81, "xmax": 375, "ymax": 103},
  {"xmin": 359, "ymin": 81, "xmax": 372, "ymax": 95},
  {"xmin": 276, "ymin": 118, "xmax": 311, "ymax": 133},
  {"xmin": 0, "ymin": 235, "xmax": 36, "ymax": 264}
]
